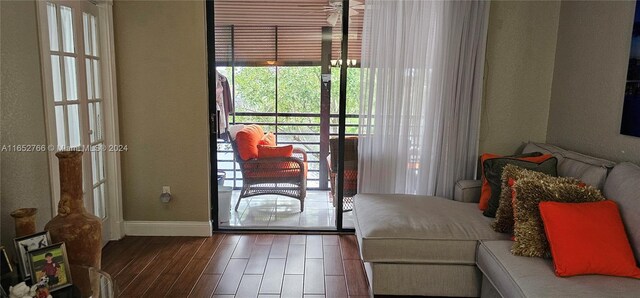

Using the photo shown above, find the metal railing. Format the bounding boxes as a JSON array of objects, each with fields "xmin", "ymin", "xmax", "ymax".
[{"xmin": 217, "ymin": 112, "xmax": 359, "ymax": 189}]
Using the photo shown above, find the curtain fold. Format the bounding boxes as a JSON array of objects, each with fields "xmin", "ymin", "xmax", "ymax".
[{"xmin": 358, "ymin": 0, "xmax": 490, "ymax": 198}]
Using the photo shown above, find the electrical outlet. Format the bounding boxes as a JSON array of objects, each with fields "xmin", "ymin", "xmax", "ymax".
[{"xmin": 162, "ymin": 186, "xmax": 171, "ymax": 194}]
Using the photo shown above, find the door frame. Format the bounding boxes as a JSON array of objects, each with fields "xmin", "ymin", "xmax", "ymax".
[
  {"xmin": 205, "ymin": 0, "xmax": 354, "ymax": 232},
  {"xmin": 35, "ymin": 0, "xmax": 124, "ymax": 242}
]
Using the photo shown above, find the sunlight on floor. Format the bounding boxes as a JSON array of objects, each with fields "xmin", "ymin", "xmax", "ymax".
[{"xmin": 220, "ymin": 190, "xmax": 354, "ymax": 229}]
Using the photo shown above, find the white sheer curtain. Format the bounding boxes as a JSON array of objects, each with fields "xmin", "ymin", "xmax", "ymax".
[{"xmin": 358, "ymin": 0, "xmax": 490, "ymax": 198}]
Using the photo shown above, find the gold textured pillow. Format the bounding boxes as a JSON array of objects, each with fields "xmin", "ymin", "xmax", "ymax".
[
  {"xmin": 511, "ymin": 175, "xmax": 605, "ymax": 258},
  {"xmin": 492, "ymin": 165, "xmax": 581, "ymax": 234}
]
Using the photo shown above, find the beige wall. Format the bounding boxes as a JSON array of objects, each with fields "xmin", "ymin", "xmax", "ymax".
[
  {"xmin": 479, "ymin": 1, "xmax": 561, "ymax": 155},
  {"xmin": 1, "ymin": 0, "xmax": 53, "ymax": 254},
  {"xmin": 110, "ymin": 0, "xmax": 566, "ymax": 223},
  {"xmin": 546, "ymin": 0, "xmax": 640, "ymax": 163},
  {"xmin": 1, "ymin": 0, "xmax": 636, "ymax": 233},
  {"xmin": 113, "ymin": 0, "xmax": 210, "ymax": 221}
]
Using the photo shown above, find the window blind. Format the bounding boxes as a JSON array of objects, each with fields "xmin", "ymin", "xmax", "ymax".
[
  {"xmin": 213, "ymin": 0, "xmax": 363, "ymax": 65},
  {"xmin": 215, "ymin": 25, "xmax": 360, "ymax": 65}
]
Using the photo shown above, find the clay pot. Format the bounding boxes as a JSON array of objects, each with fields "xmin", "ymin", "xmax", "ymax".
[
  {"xmin": 10, "ymin": 208, "xmax": 38, "ymax": 237},
  {"xmin": 45, "ymin": 151, "xmax": 102, "ymax": 270}
]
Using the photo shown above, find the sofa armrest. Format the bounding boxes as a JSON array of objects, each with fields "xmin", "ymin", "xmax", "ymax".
[{"xmin": 454, "ymin": 180, "xmax": 482, "ymax": 203}]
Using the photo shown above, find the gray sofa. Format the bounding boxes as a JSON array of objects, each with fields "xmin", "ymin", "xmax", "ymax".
[{"xmin": 353, "ymin": 142, "xmax": 640, "ymax": 297}]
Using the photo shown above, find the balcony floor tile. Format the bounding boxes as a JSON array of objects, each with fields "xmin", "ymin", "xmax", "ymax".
[{"xmin": 221, "ymin": 190, "xmax": 354, "ymax": 229}]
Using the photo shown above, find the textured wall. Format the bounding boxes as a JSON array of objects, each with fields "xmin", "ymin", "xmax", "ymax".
[
  {"xmin": 546, "ymin": 0, "xmax": 640, "ymax": 163},
  {"xmin": 113, "ymin": 0, "xmax": 210, "ymax": 221},
  {"xmin": 479, "ymin": 1, "xmax": 561, "ymax": 155},
  {"xmin": 1, "ymin": 0, "xmax": 53, "ymax": 255}
]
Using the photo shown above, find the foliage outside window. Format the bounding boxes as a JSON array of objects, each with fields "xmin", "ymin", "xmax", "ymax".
[{"xmin": 217, "ymin": 65, "xmax": 361, "ymax": 188}]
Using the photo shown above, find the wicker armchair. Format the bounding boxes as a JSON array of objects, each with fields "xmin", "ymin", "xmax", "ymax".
[
  {"xmin": 231, "ymin": 139, "xmax": 308, "ymax": 212},
  {"xmin": 327, "ymin": 136, "xmax": 358, "ymax": 211}
]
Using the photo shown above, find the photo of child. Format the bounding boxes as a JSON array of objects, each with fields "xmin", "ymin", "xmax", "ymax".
[
  {"xmin": 28, "ymin": 243, "xmax": 71, "ymax": 291},
  {"xmin": 41, "ymin": 253, "xmax": 60, "ymax": 286}
]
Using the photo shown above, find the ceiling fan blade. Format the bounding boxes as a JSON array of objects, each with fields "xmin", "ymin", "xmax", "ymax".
[
  {"xmin": 351, "ymin": 0, "xmax": 363, "ymax": 7},
  {"xmin": 352, "ymin": 4, "xmax": 365, "ymax": 10},
  {"xmin": 349, "ymin": 8, "xmax": 359, "ymax": 16}
]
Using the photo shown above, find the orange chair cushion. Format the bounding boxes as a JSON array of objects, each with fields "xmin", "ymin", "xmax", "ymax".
[
  {"xmin": 258, "ymin": 145, "xmax": 293, "ymax": 158},
  {"xmin": 259, "ymin": 132, "xmax": 276, "ymax": 146},
  {"xmin": 235, "ymin": 124, "xmax": 264, "ymax": 160}
]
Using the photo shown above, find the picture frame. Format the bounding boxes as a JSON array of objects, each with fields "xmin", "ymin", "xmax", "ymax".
[
  {"xmin": 13, "ymin": 231, "xmax": 51, "ymax": 279},
  {"xmin": 0, "ymin": 246, "xmax": 12, "ymax": 276},
  {"xmin": 27, "ymin": 243, "xmax": 72, "ymax": 292},
  {"xmin": 621, "ymin": 0, "xmax": 640, "ymax": 137}
]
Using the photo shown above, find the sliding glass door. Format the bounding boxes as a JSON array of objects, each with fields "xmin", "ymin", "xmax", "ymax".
[{"xmin": 207, "ymin": 0, "xmax": 362, "ymax": 231}]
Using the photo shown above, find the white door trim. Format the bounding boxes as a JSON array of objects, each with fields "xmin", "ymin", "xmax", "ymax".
[{"xmin": 97, "ymin": 0, "xmax": 124, "ymax": 241}]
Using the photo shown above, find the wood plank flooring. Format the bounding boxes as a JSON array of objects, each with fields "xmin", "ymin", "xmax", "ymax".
[{"xmin": 101, "ymin": 234, "xmax": 370, "ymax": 298}]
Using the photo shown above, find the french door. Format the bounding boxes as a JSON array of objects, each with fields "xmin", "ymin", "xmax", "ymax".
[{"xmin": 37, "ymin": 0, "xmax": 120, "ymax": 243}]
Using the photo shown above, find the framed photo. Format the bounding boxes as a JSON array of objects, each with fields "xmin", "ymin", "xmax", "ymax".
[
  {"xmin": 622, "ymin": 1, "xmax": 640, "ymax": 137},
  {"xmin": 0, "ymin": 246, "xmax": 12, "ymax": 275},
  {"xmin": 13, "ymin": 231, "xmax": 51, "ymax": 279},
  {"xmin": 27, "ymin": 243, "xmax": 72, "ymax": 292}
]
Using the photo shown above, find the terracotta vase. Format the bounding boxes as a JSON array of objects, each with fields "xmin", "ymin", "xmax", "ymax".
[
  {"xmin": 45, "ymin": 151, "xmax": 102, "ymax": 269},
  {"xmin": 10, "ymin": 208, "xmax": 38, "ymax": 237}
]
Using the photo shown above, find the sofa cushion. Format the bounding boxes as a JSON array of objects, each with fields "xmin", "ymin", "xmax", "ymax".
[
  {"xmin": 522, "ymin": 142, "xmax": 615, "ymax": 189},
  {"xmin": 539, "ymin": 200, "xmax": 640, "ymax": 278},
  {"xmin": 477, "ymin": 240, "xmax": 640, "ymax": 298},
  {"xmin": 353, "ymin": 194, "xmax": 510, "ymax": 264},
  {"xmin": 493, "ymin": 164, "xmax": 580, "ymax": 234},
  {"xmin": 511, "ymin": 174, "xmax": 605, "ymax": 258},
  {"xmin": 482, "ymin": 154, "xmax": 557, "ymax": 218},
  {"xmin": 478, "ymin": 152, "xmax": 544, "ymax": 211},
  {"xmin": 603, "ymin": 162, "xmax": 640, "ymax": 265}
]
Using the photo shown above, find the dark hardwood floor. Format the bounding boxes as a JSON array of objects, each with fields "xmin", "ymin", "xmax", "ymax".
[{"xmin": 102, "ymin": 233, "xmax": 370, "ymax": 298}]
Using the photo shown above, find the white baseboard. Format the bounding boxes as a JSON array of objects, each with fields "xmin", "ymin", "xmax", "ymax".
[{"xmin": 124, "ymin": 221, "xmax": 212, "ymax": 237}]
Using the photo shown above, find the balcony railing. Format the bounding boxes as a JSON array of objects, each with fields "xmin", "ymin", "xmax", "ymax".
[{"xmin": 217, "ymin": 112, "xmax": 359, "ymax": 189}]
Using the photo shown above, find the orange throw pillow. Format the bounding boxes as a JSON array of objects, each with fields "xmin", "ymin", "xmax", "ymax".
[
  {"xmin": 478, "ymin": 153, "xmax": 553, "ymax": 211},
  {"xmin": 539, "ymin": 200, "xmax": 640, "ymax": 278},
  {"xmin": 258, "ymin": 145, "xmax": 293, "ymax": 158},
  {"xmin": 235, "ymin": 125, "xmax": 264, "ymax": 160},
  {"xmin": 259, "ymin": 132, "xmax": 276, "ymax": 146}
]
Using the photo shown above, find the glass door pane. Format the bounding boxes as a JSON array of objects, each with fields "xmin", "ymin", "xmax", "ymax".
[
  {"xmin": 82, "ymin": 10, "xmax": 108, "ymax": 220},
  {"xmin": 60, "ymin": 6, "xmax": 75, "ymax": 53},
  {"xmin": 212, "ymin": 0, "xmax": 349, "ymax": 230}
]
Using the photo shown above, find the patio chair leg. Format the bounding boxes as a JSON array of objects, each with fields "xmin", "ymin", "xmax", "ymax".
[
  {"xmin": 235, "ymin": 185, "xmax": 250, "ymax": 212},
  {"xmin": 300, "ymin": 199, "xmax": 304, "ymax": 212},
  {"xmin": 234, "ymin": 196, "xmax": 242, "ymax": 212}
]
